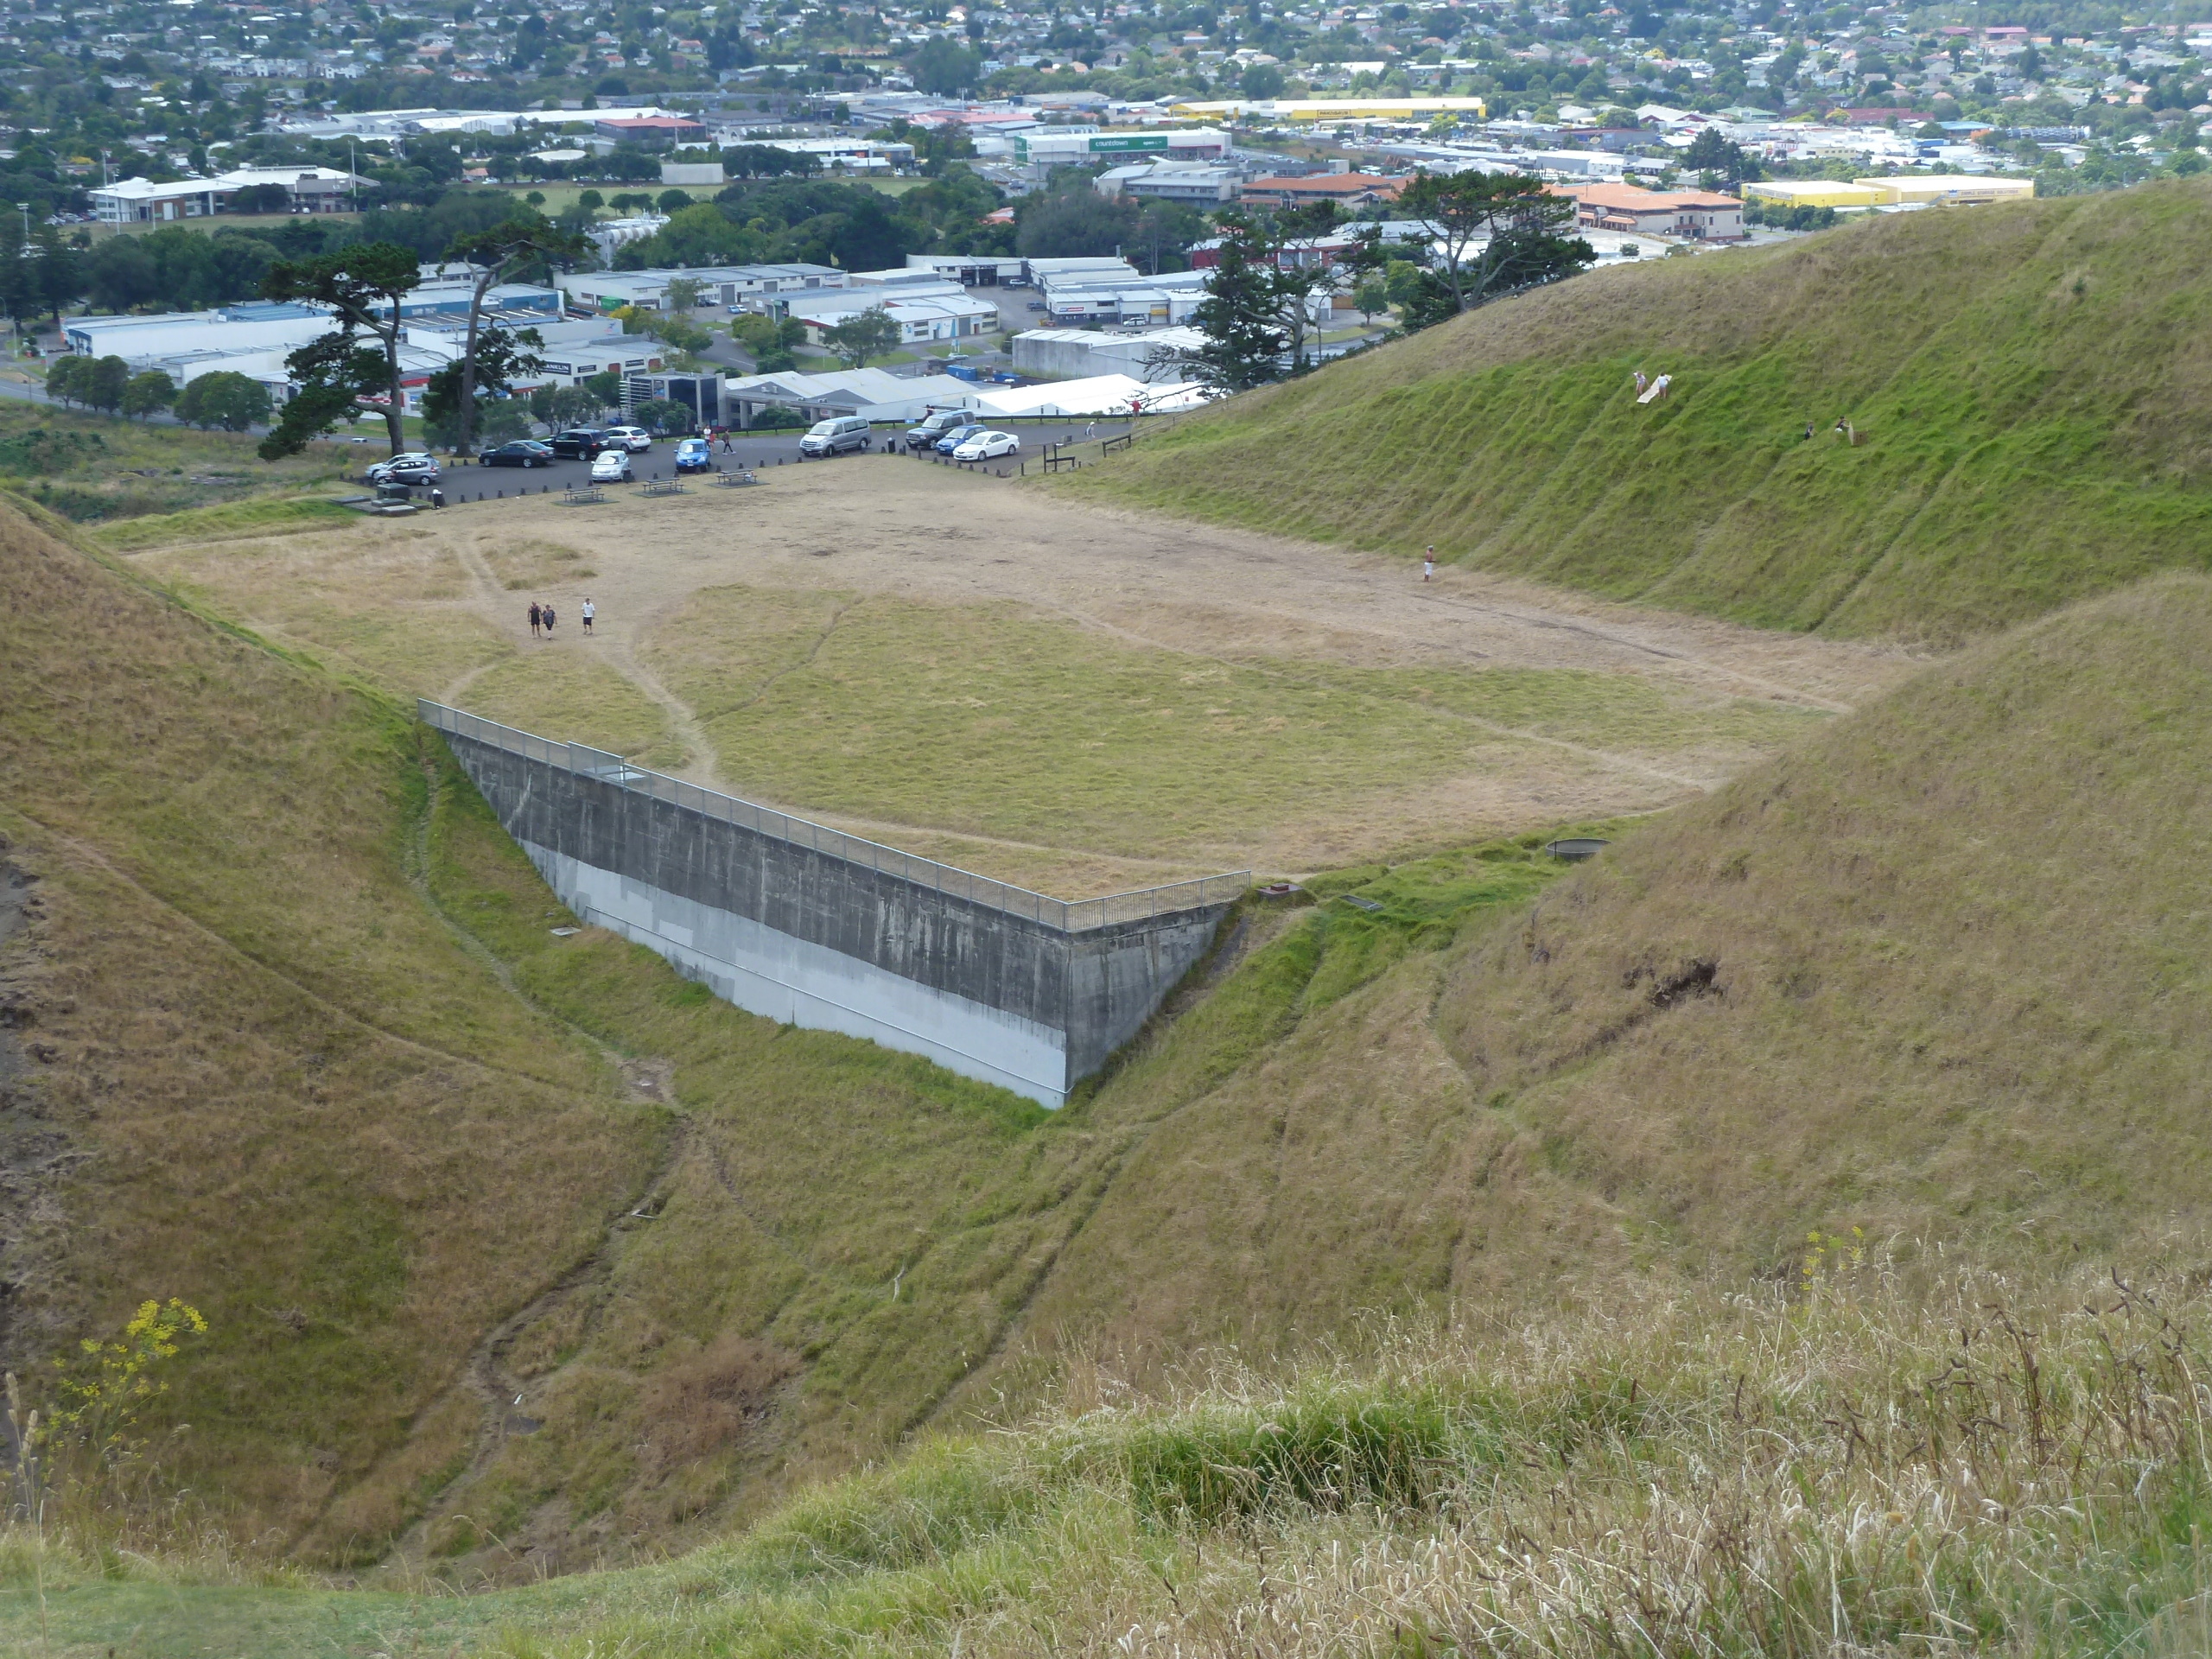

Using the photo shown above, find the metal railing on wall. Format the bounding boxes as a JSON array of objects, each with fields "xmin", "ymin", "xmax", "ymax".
[{"xmin": 418, "ymin": 699, "xmax": 1249, "ymax": 934}]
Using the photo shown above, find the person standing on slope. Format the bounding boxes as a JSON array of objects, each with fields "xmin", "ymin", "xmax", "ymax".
[
  {"xmin": 543, "ymin": 603, "xmax": 556, "ymax": 637},
  {"xmin": 1423, "ymin": 546, "xmax": 1436, "ymax": 583},
  {"xmin": 582, "ymin": 596, "xmax": 595, "ymax": 635},
  {"xmin": 529, "ymin": 600, "xmax": 542, "ymax": 639}
]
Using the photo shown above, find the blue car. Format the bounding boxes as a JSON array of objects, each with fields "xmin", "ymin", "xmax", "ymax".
[
  {"xmin": 674, "ymin": 436, "xmax": 713, "ymax": 473},
  {"xmin": 933, "ymin": 419, "xmax": 984, "ymax": 454}
]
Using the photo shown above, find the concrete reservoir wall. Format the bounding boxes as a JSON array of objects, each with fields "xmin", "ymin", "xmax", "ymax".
[{"xmin": 422, "ymin": 702, "xmax": 1245, "ymax": 1108}]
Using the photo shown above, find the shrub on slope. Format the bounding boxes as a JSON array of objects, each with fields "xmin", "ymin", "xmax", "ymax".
[{"xmin": 1074, "ymin": 180, "xmax": 2212, "ymax": 645}]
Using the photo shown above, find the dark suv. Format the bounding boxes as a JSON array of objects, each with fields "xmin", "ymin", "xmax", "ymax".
[
  {"xmin": 549, "ymin": 428, "xmax": 608, "ymax": 459},
  {"xmin": 905, "ymin": 409, "xmax": 980, "ymax": 451}
]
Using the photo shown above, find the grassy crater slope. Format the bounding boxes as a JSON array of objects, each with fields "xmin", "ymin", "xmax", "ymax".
[
  {"xmin": 1071, "ymin": 179, "xmax": 2212, "ymax": 645},
  {"xmin": 0, "ymin": 493, "xmax": 1600, "ymax": 1573},
  {"xmin": 16, "ymin": 467, "xmax": 2212, "ymax": 1615},
  {"xmin": 972, "ymin": 576, "xmax": 2212, "ymax": 1380}
]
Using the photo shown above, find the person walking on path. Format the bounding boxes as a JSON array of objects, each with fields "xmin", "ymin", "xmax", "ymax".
[
  {"xmin": 1423, "ymin": 546, "xmax": 1436, "ymax": 583},
  {"xmin": 528, "ymin": 601, "xmax": 542, "ymax": 639},
  {"xmin": 582, "ymin": 597, "xmax": 595, "ymax": 635},
  {"xmin": 543, "ymin": 603, "xmax": 556, "ymax": 637}
]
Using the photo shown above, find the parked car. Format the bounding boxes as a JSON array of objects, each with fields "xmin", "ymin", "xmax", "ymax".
[
  {"xmin": 950, "ymin": 429, "xmax": 1020, "ymax": 461},
  {"xmin": 602, "ymin": 423, "xmax": 652, "ymax": 453},
  {"xmin": 798, "ymin": 416, "xmax": 873, "ymax": 457},
  {"xmin": 480, "ymin": 439, "xmax": 556, "ymax": 467},
  {"xmin": 365, "ymin": 450, "xmax": 439, "ymax": 485},
  {"xmin": 589, "ymin": 448, "xmax": 633, "ymax": 482},
  {"xmin": 1026, "ymin": 300, "xmax": 1048, "ymax": 311},
  {"xmin": 904, "ymin": 408, "xmax": 976, "ymax": 448},
  {"xmin": 932, "ymin": 419, "xmax": 989, "ymax": 454},
  {"xmin": 549, "ymin": 427, "xmax": 607, "ymax": 459},
  {"xmin": 673, "ymin": 436, "xmax": 713, "ymax": 473}
]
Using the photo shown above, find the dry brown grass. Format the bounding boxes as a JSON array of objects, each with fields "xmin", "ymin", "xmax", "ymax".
[
  {"xmin": 125, "ymin": 468, "xmax": 1894, "ymax": 891},
  {"xmin": 941, "ymin": 573, "xmax": 2212, "ymax": 1403}
]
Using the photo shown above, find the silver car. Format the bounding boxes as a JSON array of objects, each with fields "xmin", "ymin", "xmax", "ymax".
[{"xmin": 799, "ymin": 416, "xmax": 873, "ymax": 457}]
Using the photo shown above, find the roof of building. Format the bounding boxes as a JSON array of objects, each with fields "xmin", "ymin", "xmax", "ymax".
[
  {"xmin": 1568, "ymin": 181, "xmax": 1744, "ymax": 210},
  {"xmin": 722, "ymin": 367, "xmax": 977, "ymax": 410},
  {"xmin": 1243, "ymin": 172, "xmax": 1404, "ymax": 196}
]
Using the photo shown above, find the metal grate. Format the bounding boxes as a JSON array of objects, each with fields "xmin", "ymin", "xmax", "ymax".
[{"xmin": 418, "ymin": 699, "xmax": 1249, "ymax": 934}]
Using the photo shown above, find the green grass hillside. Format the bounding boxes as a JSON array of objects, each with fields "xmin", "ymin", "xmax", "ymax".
[
  {"xmin": 17, "ymin": 469, "xmax": 2212, "ymax": 1648},
  {"xmin": 1071, "ymin": 179, "xmax": 2212, "ymax": 645},
  {"xmin": 993, "ymin": 572, "xmax": 2212, "ymax": 1384}
]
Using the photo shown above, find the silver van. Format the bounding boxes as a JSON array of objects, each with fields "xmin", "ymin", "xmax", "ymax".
[{"xmin": 799, "ymin": 416, "xmax": 873, "ymax": 457}]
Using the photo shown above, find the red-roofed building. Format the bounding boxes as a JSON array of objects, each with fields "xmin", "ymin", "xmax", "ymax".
[
  {"xmin": 1240, "ymin": 172, "xmax": 1405, "ymax": 209},
  {"xmin": 1567, "ymin": 182, "xmax": 1745, "ymax": 240}
]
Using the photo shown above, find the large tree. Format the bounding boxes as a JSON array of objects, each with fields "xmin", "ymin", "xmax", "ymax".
[
  {"xmin": 441, "ymin": 219, "xmax": 588, "ymax": 452},
  {"xmin": 1160, "ymin": 214, "xmax": 1293, "ymax": 391},
  {"xmin": 419, "ymin": 322, "xmax": 543, "ymax": 451},
  {"xmin": 257, "ymin": 240, "xmax": 420, "ymax": 457},
  {"xmin": 908, "ymin": 37, "xmax": 982, "ymax": 95},
  {"xmin": 1389, "ymin": 170, "xmax": 1594, "ymax": 318},
  {"xmin": 822, "ymin": 306, "xmax": 900, "ymax": 371},
  {"xmin": 175, "ymin": 370, "xmax": 272, "ymax": 432}
]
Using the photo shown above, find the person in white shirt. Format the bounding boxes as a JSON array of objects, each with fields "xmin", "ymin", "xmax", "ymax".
[{"xmin": 582, "ymin": 597, "xmax": 595, "ymax": 635}]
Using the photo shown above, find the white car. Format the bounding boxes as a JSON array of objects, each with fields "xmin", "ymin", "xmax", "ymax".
[
  {"xmin": 601, "ymin": 424, "xmax": 652, "ymax": 453},
  {"xmin": 365, "ymin": 450, "xmax": 439, "ymax": 485},
  {"xmin": 949, "ymin": 430, "xmax": 1020, "ymax": 461},
  {"xmin": 590, "ymin": 448, "xmax": 633, "ymax": 482}
]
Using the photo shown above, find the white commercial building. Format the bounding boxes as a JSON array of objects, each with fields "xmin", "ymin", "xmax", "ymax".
[
  {"xmin": 1012, "ymin": 325, "xmax": 1208, "ymax": 382},
  {"xmin": 90, "ymin": 164, "xmax": 359, "ymax": 224},
  {"xmin": 1036, "ymin": 266, "xmax": 1209, "ymax": 324},
  {"xmin": 721, "ymin": 366, "xmax": 979, "ymax": 426},
  {"xmin": 905, "ymin": 251, "xmax": 1027, "ymax": 286},
  {"xmin": 64, "ymin": 283, "xmax": 576, "ymax": 406},
  {"xmin": 556, "ymin": 264, "xmax": 846, "ymax": 314},
  {"xmin": 1010, "ymin": 127, "xmax": 1230, "ymax": 169},
  {"xmin": 1093, "ymin": 162, "xmax": 1242, "ymax": 204},
  {"xmin": 782, "ymin": 287, "xmax": 1001, "ymax": 346}
]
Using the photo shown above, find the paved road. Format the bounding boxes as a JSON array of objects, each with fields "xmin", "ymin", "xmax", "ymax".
[{"xmin": 379, "ymin": 420, "xmax": 1137, "ymax": 502}]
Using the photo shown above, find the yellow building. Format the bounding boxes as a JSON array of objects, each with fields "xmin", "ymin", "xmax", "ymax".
[
  {"xmin": 1742, "ymin": 180, "xmax": 1891, "ymax": 210},
  {"xmin": 1170, "ymin": 96, "xmax": 1487, "ymax": 123},
  {"xmin": 1855, "ymin": 175, "xmax": 2036, "ymax": 206}
]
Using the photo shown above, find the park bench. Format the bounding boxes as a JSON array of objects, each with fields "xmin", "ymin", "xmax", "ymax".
[
  {"xmin": 640, "ymin": 476, "xmax": 687, "ymax": 497},
  {"xmin": 713, "ymin": 468, "xmax": 760, "ymax": 487},
  {"xmin": 563, "ymin": 483, "xmax": 604, "ymax": 505}
]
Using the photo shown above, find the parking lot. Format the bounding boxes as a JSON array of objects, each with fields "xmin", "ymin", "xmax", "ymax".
[{"xmin": 362, "ymin": 418, "xmax": 1137, "ymax": 504}]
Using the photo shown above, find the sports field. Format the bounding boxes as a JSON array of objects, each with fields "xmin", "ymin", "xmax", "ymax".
[{"xmin": 130, "ymin": 464, "xmax": 1910, "ymax": 895}]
